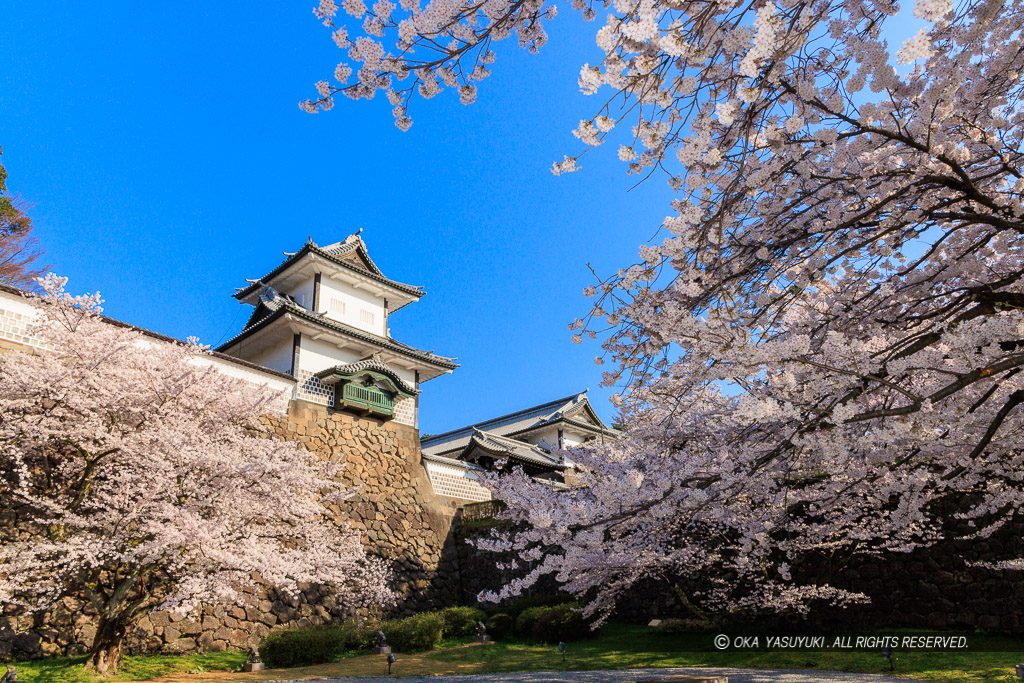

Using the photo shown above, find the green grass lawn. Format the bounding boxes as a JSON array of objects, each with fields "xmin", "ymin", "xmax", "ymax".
[
  {"xmin": 8, "ymin": 623, "xmax": 1024, "ymax": 682},
  {"xmin": 426, "ymin": 624, "xmax": 1024, "ymax": 683},
  {"xmin": 4, "ymin": 651, "xmax": 245, "ymax": 683}
]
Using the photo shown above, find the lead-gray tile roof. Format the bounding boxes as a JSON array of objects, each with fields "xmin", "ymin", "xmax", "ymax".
[
  {"xmin": 315, "ymin": 355, "xmax": 420, "ymax": 395},
  {"xmin": 217, "ymin": 288, "xmax": 457, "ymax": 371},
  {"xmin": 234, "ymin": 234, "xmax": 425, "ymax": 301},
  {"xmin": 466, "ymin": 429, "xmax": 565, "ymax": 470},
  {"xmin": 420, "ymin": 392, "xmax": 608, "ymax": 457}
]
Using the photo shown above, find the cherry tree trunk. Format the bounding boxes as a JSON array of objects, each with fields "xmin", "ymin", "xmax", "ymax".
[{"xmin": 84, "ymin": 615, "xmax": 129, "ymax": 676}]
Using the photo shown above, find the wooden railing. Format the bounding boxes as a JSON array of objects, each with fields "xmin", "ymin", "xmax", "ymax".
[{"xmin": 340, "ymin": 383, "xmax": 394, "ymax": 416}]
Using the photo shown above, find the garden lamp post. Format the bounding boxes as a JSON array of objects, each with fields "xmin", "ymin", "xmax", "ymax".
[
  {"xmin": 387, "ymin": 652, "xmax": 396, "ymax": 675},
  {"xmin": 242, "ymin": 645, "xmax": 264, "ymax": 672},
  {"xmin": 558, "ymin": 641, "xmax": 566, "ymax": 663},
  {"xmin": 882, "ymin": 646, "xmax": 894, "ymax": 672}
]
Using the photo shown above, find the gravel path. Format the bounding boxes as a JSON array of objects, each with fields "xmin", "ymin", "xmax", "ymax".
[{"xmin": 264, "ymin": 667, "xmax": 920, "ymax": 682}]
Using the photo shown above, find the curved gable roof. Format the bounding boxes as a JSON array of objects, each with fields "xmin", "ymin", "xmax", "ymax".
[
  {"xmin": 420, "ymin": 391, "xmax": 615, "ymax": 456},
  {"xmin": 464, "ymin": 429, "xmax": 565, "ymax": 470},
  {"xmin": 315, "ymin": 355, "xmax": 420, "ymax": 395},
  {"xmin": 233, "ymin": 234, "xmax": 425, "ymax": 303}
]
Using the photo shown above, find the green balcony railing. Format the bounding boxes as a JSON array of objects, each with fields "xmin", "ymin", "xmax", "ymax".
[{"xmin": 339, "ymin": 382, "xmax": 394, "ymax": 417}]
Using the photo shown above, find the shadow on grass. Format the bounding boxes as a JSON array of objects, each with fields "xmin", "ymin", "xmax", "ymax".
[
  {"xmin": 10, "ymin": 651, "xmax": 244, "ymax": 683},
  {"xmin": 423, "ymin": 623, "xmax": 1024, "ymax": 682},
  {"xmin": 10, "ymin": 623, "xmax": 1024, "ymax": 683}
]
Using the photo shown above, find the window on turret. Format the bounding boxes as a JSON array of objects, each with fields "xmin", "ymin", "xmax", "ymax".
[
  {"xmin": 360, "ymin": 309, "xmax": 375, "ymax": 325},
  {"xmin": 330, "ymin": 298, "xmax": 346, "ymax": 315}
]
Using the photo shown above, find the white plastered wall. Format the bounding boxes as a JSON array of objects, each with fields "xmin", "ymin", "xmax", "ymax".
[
  {"xmin": 195, "ymin": 355, "xmax": 295, "ymax": 408},
  {"xmin": 389, "ymin": 364, "xmax": 417, "ymax": 387},
  {"xmin": 522, "ymin": 427, "xmax": 561, "ymax": 452},
  {"xmin": 423, "ymin": 458, "xmax": 491, "ymax": 502},
  {"xmin": 0, "ymin": 289, "xmax": 295, "ymax": 409},
  {"xmin": 316, "ymin": 278, "xmax": 387, "ymax": 337},
  {"xmin": 292, "ymin": 336, "xmax": 361, "ymax": 407},
  {"xmin": 560, "ymin": 430, "xmax": 589, "ymax": 468},
  {"xmin": 519, "ymin": 426, "xmax": 590, "ymax": 467},
  {"xmin": 297, "ymin": 336, "xmax": 364, "ymax": 374},
  {"xmin": 243, "ymin": 337, "xmax": 294, "ymax": 375},
  {"xmin": 563, "ymin": 432, "xmax": 587, "ymax": 447},
  {"xmin": 285, "ymin": 280, "xmax": 315, "ymax": 311}
]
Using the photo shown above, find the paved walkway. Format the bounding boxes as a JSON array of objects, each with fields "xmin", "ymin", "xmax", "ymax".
[{"xmin": 263, "ymin": 667, "xmax": 920, "ymax": 682}]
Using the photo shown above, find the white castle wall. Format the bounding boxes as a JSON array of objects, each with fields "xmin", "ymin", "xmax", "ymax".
[
  {"xmin": 242, "ymin": 337, "xmax": 294, "ymax": 376},
  {"xmin": 423, "ymin": 458, "xmax": 491, "ymax": 502},
  {"xmin": 317, "ymin": 278, "xmax": 387, "ymax": 337}
]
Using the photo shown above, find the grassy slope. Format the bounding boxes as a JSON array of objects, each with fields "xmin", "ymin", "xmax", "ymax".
[{"xmin": 10, "ymin": 624, "xmax": 1024, "ymax": 682}]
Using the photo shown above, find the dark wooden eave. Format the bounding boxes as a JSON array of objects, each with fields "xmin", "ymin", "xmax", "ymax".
[{"xmin": 215, "ymin": 300, "xmax": 457, "ymax": 372}]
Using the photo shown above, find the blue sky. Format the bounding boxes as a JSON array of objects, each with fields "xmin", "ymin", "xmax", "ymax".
[{"xmin": 0, "ymin": 1, "xmax": 674, "ymax": 432}]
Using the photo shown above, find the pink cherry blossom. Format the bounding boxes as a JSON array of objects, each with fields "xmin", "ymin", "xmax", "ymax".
[
  {"xmin": 301, "ymin": 0, "xmax": 1024, "ymax": 621},
  {"xmin": 0, "ymin": 276, "xmax": 392, "ymax": 673}
]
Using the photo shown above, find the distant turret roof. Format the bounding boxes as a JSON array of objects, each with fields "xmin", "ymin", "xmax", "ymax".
[
  {"xmin": 420, "ymin": 391, "xmax": 616, "ymax": 457},
  {"xmin": 465, "ymin": 429, "xmax": 565, "ymax": 470}
]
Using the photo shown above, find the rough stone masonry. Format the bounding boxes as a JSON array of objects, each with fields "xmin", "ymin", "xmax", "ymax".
[{"xmin": 0, "ymin": 401, "xmax": 463, "ymax": 659}]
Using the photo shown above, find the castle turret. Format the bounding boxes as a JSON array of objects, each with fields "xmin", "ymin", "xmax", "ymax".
[{"xmin": 217, "ymin": 232, "xmax": 457, "ymax": 428}]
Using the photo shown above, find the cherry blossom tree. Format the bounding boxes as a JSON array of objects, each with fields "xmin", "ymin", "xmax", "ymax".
[
  {"xmin": 303, "ymin": 0, "xmax": 1024, "ymax": 620},
  {"xmin": 0, "ymin": 276, "xmax": 392, "ymax": 674}
]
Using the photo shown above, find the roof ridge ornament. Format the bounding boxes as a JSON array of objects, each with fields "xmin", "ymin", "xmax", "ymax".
[{"xmin": 257, "ymin": 285, "xmax": 281, "ymax": 306}]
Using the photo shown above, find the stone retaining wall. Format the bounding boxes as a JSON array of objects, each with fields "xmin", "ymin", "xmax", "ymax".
[
  {"xmin": 7, "ymin": 402, "xmax": 1024, "ymax": 660},
  {"xmin": 1, "ymin": 400, "xmax": 463, "ymax": 659},
  {"xmin": 453, "ymin": 509, "xmax": 1024, "ymax": 634},
  {"xmin": 266, "ymin": 401, "xmax": 463, "ymax": 616},
  {"xmin": 817, "ymin": 533, "xmax": 1024, "ymax": 632}
]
